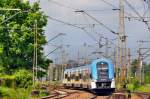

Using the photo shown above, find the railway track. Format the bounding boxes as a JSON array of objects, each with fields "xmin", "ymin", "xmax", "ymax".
[
  {"xmin": 42, "ymin": 88, "xmax": 149, "ymax": 99},
  {"xmin": 133, "ymin": 92, "xmax": 150, "ymax": 99},
  {"xmin": 41, "ymin": 88, "xmax": 116, "ymax": 99},
  {"xmin": 41, "ymin": 89, "xmax": 80, "ymax": 99}
]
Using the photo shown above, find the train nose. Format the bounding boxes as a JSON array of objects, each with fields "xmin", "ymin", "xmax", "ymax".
[{"xmin": 111, "ymin": 79, "xmax": 115, "ymax": 88}]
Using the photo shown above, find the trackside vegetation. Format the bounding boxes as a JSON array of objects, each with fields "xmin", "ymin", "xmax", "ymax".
[{"xmin": 0, "ymin": 0, "xmax": 52, "ymax": 98}]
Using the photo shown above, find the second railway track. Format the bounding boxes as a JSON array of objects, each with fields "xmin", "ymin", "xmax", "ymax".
[{"xmin": 41, "ymin": 89, "xmax": 80, "ymax": 99}]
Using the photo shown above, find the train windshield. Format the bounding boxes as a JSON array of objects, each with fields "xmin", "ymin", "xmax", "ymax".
[{"xmin": 97, "ymin": 62, "xmax": 109, "ymax": 81}]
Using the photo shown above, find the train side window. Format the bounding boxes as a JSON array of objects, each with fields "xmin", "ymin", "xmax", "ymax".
[
  {"xmin": 72, "ymin": 74, "xmax": 75, "ymax": 79},
  {"xmin": 90, "ymin": 74, "xmax": 92, "ymax": 79},
  {"xmin": 114, "ymin": 73, "xmax": 116, "ymax": 78},
  {"xmin": 67, "ymin": 76, "xmax": 70, "ymax": 81},
  {"xmin": 65, "ymin": 74, "xmax": 68, "ymax": 79},
  {"xmin": 75, "ymin": 76, "xmax": 79, "ymax": 81},
  {"xmin": 70, "ymin": 74, "xmax": 72, "ymax": 79},
  {"xmin": 79, "ymin": 73, "xmax": 82, "ymax": 79}
]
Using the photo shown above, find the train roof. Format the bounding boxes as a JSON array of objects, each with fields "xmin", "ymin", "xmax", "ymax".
[
  {"xmin": 92, "ymin": 58, "xmax": 113, "ymax": 64},
  {"xmin": 64, "ymin": 58, "xmax": 113, "ymax": 72},
  {"xmin": 64, "ymin": 64, "xmax": 90, "ymax": 72}
]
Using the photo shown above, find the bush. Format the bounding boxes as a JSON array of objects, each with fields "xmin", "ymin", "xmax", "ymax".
[
  {"xmin": 132, "ymin": 78, "xmax": 139, "ymax": 90},
  {"xmin": 127, "ymin": 78, "xmax": 139, "ymax": 91},
  {"xmin": 137, "ymin": 84, "xmax": 150, "ymax": 92},
  {"xmin": 14, "ymin": 69, "xmax": 32, "ymax": 88},
  {"xmin": 0, "ymin": 87, "xmax": 32, "ymax": 99},
  {"xmin": 35, "ymin": 81, "xmax": 41, "ymax": 89},
  {"xmin": 0, "ymin": 75, "xmax": 15, "ymax": 87},
  {"xmin": 39, "ymin": 90, "xmax": 49, "ymax": 97},
  {"xmin": 0, "ymin": 87, "xmax": 15, "ymax": 98}
]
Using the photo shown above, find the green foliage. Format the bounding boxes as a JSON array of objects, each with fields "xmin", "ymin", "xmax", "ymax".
[
  {"xmin": 14, "ymin": 69, "xmax": 32, "ymax": 88},
  {"xmin": 0, "ymin": 0, "xmax": 52, "ymax": 75},
  {"xmin": 0, "ymin": 70, "xmax": 32, "ymax": 88},
  {"xmin": 143, "ymin": 64, "xmax": 150, "ymax": 83},
  {"xmin": 35, "ymin": 81, "xmax": 41, "ymax": 89},
  {"xmin": 0, "ymin": 87, "xmax": 16, "ymax": 98},
  {"xmin": 34, "ymin": 81, "xmax": 49, "ymax": 89},
  {"xmin": 0, "ymin": 74, "xmax": 15, "ymax": 87},
  {"xmin": 131, "ymin": 59, "xmax": 139, "ymax": 77},
  {"xmin": 136, "ymin": 84, "xmax": 150, "ymax": 92},
  {"xmin": 127, "ymin": 78, "xmax": 139, "ymax": 91},
  {"xmin": 130, "ymin": 60, "xmax": 150, "ymax": 84},
  {"xmin": 0, "ymin": 87, "xmax": 32, "ymax": 99},
  {"xmin": 39, "ymin": 90, "xmax": 49, "ymax": 97}
]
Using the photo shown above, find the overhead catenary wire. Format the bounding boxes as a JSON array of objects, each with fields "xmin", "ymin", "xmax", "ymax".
[
  {"xmin": 125, "ymin": 0, "xmax": 145, "ymax": 20},
  {"xmin": 49, "ymin": 0, "xmax": 133, "ymax": 16},
  {"xmin": 99, "ymin": 0, "xmax": 119, "ymax": 10},
  {"xmin": 48, "ymin": 0, "xmax": 135, "ymax": 24},
  {"xmin": 98, "ymin": 0, "xmax": 135, "ymax": 18},
  {"xmin": 125, "ymin": 0, "xmax": 150, "ymax": 32},
  {"xmin": 45, "ymin": 46, "xmax": 62, "ymax": 57},
  {"xmin": 48, "ymin": 0, "xmax": 78, "ymax": 11},
  {"xmin": 47, "ymin": 1, "xmax": 119, "ymax": 46},
  {"xmin": 48, "ymin": 16, "xmax": 97, "ymax": 42},
  {"xmin": 142, "ymin": 0, "xmax": 150, "ymax": 17},
  {"xmin": 49, "ymin": 0, "xmax": 119, "ymax": 11},
  {"xmin": 75, "ymin": 10, "xmax": 119, "ymax": 35}
]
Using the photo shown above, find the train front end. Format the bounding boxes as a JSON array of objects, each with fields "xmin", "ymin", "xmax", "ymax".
[{"xmin": 90, "ymin": 58, "xmax": 115, "ymax": 94}]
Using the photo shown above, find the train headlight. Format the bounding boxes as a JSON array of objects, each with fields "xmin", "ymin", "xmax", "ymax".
[{"xmin": 101, "ymin": 62, "xmax": 104, "ymax": 64}]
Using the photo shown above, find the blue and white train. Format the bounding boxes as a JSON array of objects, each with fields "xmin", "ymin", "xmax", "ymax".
[{"xmin": 62, "ymin": 58, "xmax": 115, "ymax": 93}]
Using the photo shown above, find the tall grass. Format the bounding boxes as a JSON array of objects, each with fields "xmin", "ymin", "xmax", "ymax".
[{"xmin": 0, "ymin": 87, "xmax": 37, "ymax": 99}]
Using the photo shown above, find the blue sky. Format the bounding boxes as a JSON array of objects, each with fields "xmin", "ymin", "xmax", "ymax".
[{"xmin": 36, "ymin": 0, "xmax": 150, "ymax": 63}]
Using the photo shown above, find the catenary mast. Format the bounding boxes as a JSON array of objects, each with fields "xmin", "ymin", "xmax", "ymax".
[{"xmin": 119, "ymin": 0, "xmax": 127, "ymax": 85}]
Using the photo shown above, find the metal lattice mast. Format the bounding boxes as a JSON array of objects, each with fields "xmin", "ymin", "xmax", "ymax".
[{"xmin": 119, "ymin": 0, "xmax": 127, "ymax": 85}]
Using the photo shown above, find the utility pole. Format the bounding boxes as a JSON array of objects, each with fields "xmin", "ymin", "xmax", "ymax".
[
  {"xmin": 127, "ymin": 48, "xmax": 131, "ymax": 83},
  {"xmin": 138, "ymin": 48, "xmax": 142, "ymax": 84},
  {"xmin": 116, "ymin": 40, "xmax": 120, "ymax": 85},
  {"xmin": 105, "ymin": 38, "xmax": 109, "ymax": 58},
  {"xmin": 119, "ymin": 0, "xmax": 127, "ymax": 86},
  {"xmin": 83, "ymin": 43, "xmax": 88, "ymax": 64},
  {"xmin": 137, "ymin": 40, "xmax": 150, "ymax": 84}
]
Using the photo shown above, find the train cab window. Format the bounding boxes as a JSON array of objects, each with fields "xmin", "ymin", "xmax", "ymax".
[
  {"xmin": 97, "ymin": 62, "xmax": 109, "ymax": 80},
  {"xmin": 97, "ymin": 62, "xmax": 108, "ymax": 69}
]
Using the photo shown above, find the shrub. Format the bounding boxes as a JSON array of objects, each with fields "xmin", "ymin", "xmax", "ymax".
[
  {"xmin": 0, "ymin": 87, "xmax": 32, "ymax": 99},
  {"xmin": 35, "ymin": 81, "xmax": 41, "ymax": 89},
  {"xmin": 0, "ymin": 75, "xmax": 15, "ymax": 87},
  {"xmin": 14, "ymin": 69, "xmax": 32, "ymax": 88},
  {"xmin": 0, "ymin": 87, "xmax": 15, "ymax": 98},
  {"xmin": 127, "ymin": 78, "xmax": 139, "ymax": 91},
  {"xmin": 132, "ymin": 78, "xmax": 139, "ymax": 90}
]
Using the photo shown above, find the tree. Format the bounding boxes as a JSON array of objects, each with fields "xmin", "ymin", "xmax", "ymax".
[
  {"xmin": 143, "ymin": 63, "xmax": 150, "ymax": 83},
  {"xmin": 0, "ymin": 0, "xmax": 52, "ymax": 74},
  {"xmin": 131, "ymin": 59, "xmax": 138, "ymax": 77}
]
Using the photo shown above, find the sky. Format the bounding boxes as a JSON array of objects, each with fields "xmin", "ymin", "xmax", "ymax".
[{"xmin": 33, "ymin": 0, "xmax": 150, "ymax": 63}]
